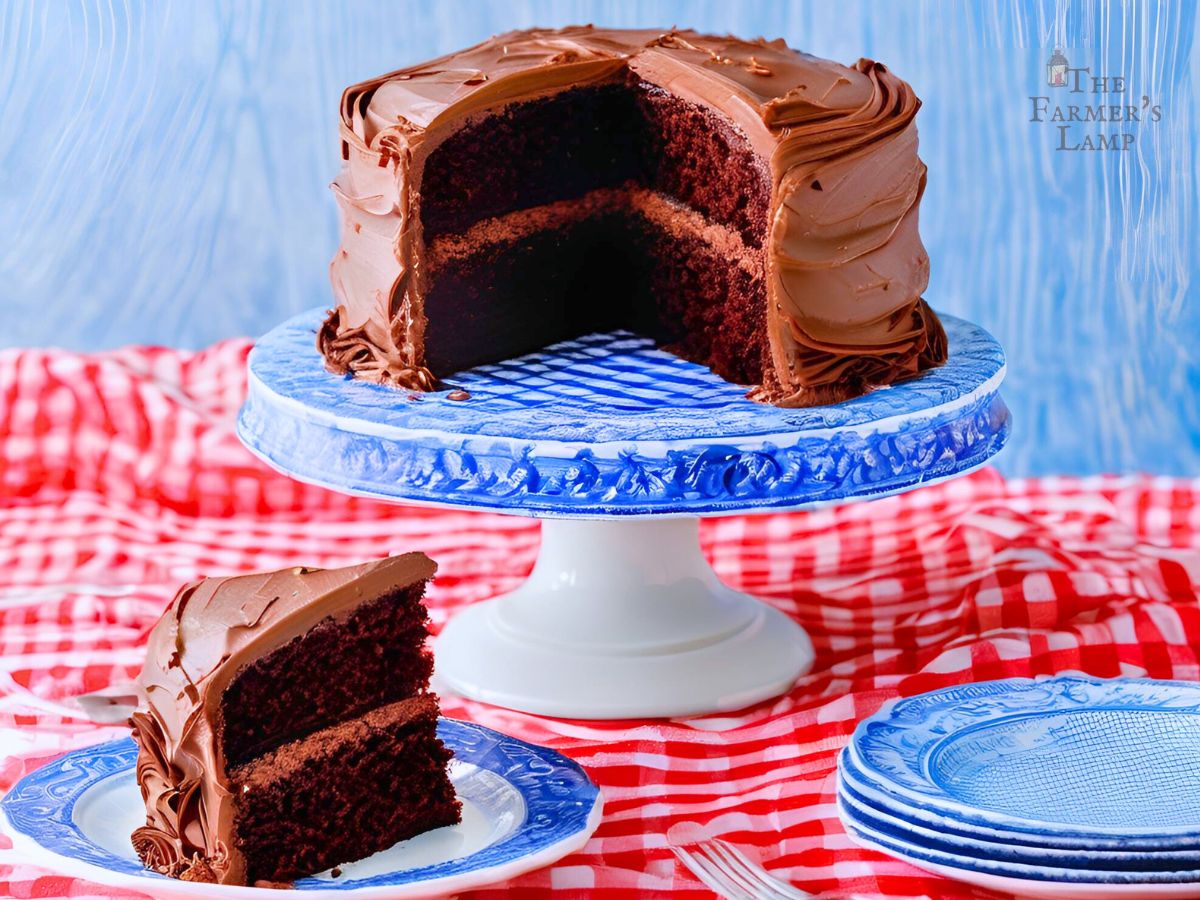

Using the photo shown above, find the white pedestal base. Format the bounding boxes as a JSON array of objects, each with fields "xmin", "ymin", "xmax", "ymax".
[{"xmin": 434, "ymin": 517, "xmax": 814, "ymax": 719}]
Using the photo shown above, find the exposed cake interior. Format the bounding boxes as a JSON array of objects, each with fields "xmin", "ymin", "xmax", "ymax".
[
  {"xmin": 230, "ymin": 695, "xmax": 460, "ymax": 885},
  {"xmin": 214, "ymin": 579, "xmax": 461, "ymax": 883},
  {"xmin": 219, "ymin": 583, "xmax": 433, "ymax": 767},
  {"xmin": 418, "ymin": 77, "xmax": 773, "ymax": 387}
]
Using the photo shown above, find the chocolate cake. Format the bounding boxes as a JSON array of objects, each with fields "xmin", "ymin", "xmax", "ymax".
[
  {"xmin": 320, "ymin": 26, "xmax": 947, "ymax": 407},
  {"xmin": 129, "ymin": 554, "xmax": 461, "ymax": 885}
]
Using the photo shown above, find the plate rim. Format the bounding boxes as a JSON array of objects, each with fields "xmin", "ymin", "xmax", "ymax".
[
  {"xmin": 248, "ymin": 309, "xmax": 1006, "ymax": 445},
  {"xmin": 837, "ymin": 768, "xmax": 1200, "ymax": 866},
  {"xmin": 837, "ymin": 748, "xmax": 1200, "ymax": 852},
  {"xmin": 0, "ymin": 719, "xmax": 604, "ymax": 898},
  {"xmin": 845, "ymin": 825, "xmax": 1200, "ymax": 899},
  {"xmin": 849, "ymin": 675, "xmax": 1200, "ymax": 839},
  {"xmin": 838, "ymin": 796, "xmax": 1200, "ymax": 885}
]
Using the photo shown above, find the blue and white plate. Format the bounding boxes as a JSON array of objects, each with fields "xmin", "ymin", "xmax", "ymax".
[
  {"xmin": 838, "ymin": 759, "xmax": 1200, "ymax": 870},
  {"xmin": 838, "ymin": 748, "xmax": 1200, "ymax": 853},
  {"xmin": 849, "ymin": 676, "xmax": 1200, "ymax": 841},
  {"xmin": 841, "ymin": 797, "xmax": 1200, "ymax": 898},
  {"xmin": 0, "ymin": 719, "xmax": 603, "ymax": 899}
]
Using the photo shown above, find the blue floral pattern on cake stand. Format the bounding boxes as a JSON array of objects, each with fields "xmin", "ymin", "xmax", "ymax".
[{"xmin": 238, "ymin": 310, "xmax": 1008, "ymax": 517}]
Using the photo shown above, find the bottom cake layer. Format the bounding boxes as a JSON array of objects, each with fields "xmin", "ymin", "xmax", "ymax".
[
  {"xmin": 421, "ymin": 187, "xmax": 769, "ymax": 388},
  {"xmin": 228, "ymin": 694, "xmax": 461, "ymax": 886}
]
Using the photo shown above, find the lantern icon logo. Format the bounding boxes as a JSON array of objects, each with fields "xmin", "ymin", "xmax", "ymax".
[{"xmin": 1047, "ymin": 48, "xmax": 1069, "ymax": 87}]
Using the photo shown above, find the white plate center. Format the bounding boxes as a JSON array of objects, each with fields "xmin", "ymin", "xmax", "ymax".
[{"xmin": 75, "ymin": 759, "xmax": 526, "ymax": 880}]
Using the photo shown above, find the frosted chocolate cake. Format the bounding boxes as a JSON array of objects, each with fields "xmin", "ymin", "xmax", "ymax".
[
  {"xmin": 129, "ymin": 554, "xmax": 461, "ymax": 885},
  {"xmin": 320, "ymin": 26, "xmax": 946, "ymax": 407}
]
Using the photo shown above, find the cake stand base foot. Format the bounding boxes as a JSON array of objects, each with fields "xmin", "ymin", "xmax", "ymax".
[{"xmin": 433, "ymin": 517, "xmax": 813, "ymax": 719}]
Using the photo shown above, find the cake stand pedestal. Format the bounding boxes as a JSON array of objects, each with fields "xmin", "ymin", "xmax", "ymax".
[
  {"xmin": 238, "ymin": 311, "xmax": 1009, "ymax": 719},
  {"xmin": 435, "ymin": 516, "xmax": 809, "ymax": 718}
]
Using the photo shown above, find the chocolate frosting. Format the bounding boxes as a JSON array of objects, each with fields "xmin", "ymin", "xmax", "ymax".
[
  {"xmin": 129, "ymin": 553, "xmax": 437, "ymax": 884},
  {"xmin": 319, "ymin": 25, "xmax": 946, "ymax": 405}
]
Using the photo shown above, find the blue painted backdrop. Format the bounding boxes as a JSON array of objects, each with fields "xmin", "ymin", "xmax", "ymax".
[{"xmin": 2, "ymin": 1, "xmax": 1197, "ymax": 475}]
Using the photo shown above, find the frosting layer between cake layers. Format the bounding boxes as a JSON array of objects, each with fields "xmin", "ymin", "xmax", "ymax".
[
  {"xmin": 129, "ymin": 553, "xmax": 437, "ymax": 884},
  {"xmin": 321, "ymin": 25, "xmax": 946, "ymax": 406}
]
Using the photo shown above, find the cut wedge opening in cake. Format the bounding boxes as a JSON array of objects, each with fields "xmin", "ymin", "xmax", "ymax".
[
  {"xmin": 322, "ymin": 28, "xmax": 949, "ymax": 407},
  {"xmin": 130, "ymin": 554, "xmax": 462, "ymax": 886},
  {"xmin": 418, "ymin": 79, "xmax": 773, "ymax": 388}
]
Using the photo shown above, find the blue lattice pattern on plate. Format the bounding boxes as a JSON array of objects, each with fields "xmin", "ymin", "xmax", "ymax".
[
  {"xmin": 238, "ymin": 309, "xmax": 1010, "ymax": 516},
  {"xmin": 246, "ymin": 311, "xmax": 1005, "ymax": 440},
  {"xmin": 850, "ymin": 676, "xmax": 1200, "ymax": 838},
  {"xmin": 0, "ymin": 720, "xmax": 601, "ymax": 891}
]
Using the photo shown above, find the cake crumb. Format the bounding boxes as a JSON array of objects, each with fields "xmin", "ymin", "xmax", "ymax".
[
  {"xmin": 331, "ymin": 867, "xmax": 343, "ymax": 878},
  {"xmin": 179, "ymin": 858, "xmax": 218, "ymax": 883},
  {"xmin": 446, "ymin": 389, "xmax": 470, "ymax": 401}
]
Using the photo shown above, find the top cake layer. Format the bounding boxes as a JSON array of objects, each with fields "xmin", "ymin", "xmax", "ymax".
[{"xmin": 323, "ymin": 25, "xmax": 945, "ymax": 405}]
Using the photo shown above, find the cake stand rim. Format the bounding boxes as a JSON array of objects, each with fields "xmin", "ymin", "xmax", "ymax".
[
  {"xmin": 238, "ymin": 308, "xmax": 1010, "ymax": 518},
  {"xmin": 238, "ymin": 431, "xmax": 1005, "ymax": 520}
]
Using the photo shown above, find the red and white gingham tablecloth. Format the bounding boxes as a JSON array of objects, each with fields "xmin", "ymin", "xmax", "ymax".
[{"xmin": 0, "ymin": 339, "xmax": 1198, "ymax": 899}]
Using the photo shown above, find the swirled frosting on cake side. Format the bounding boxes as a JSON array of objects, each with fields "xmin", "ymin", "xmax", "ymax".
[
  {"xmin": 129, "ymin": 554, "xmax": 436, "ymax": 884},
  {"xmin": 320, "ymin": 25, "xmax": 947, "ymax": 406}
]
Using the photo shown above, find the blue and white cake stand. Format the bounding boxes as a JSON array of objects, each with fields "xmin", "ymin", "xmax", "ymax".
[{"xmin": 238, "ymin": 309, "xmax": 1009, "ymax": 719}]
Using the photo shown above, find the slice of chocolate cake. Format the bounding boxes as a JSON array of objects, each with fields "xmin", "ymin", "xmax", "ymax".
[
  {"xmin": 129, "ymin": 554, "xmax": 461, "ymax": 885},
  {"xmin": 320, "ymin": 26, "xmax": 948, "ymax": 407}
]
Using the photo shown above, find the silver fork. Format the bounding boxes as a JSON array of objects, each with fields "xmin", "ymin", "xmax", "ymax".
[{"xmin": 671, "ymin": 837, "xmax": 811, "ymax": 899}]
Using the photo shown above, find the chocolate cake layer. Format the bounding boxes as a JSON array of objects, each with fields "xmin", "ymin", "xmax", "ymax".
[
  {"xmin": 423, "ymin": 210, "xmax": 652, "ymax": 375},
  {"xmin": 420, "ymin": 82, "xmax": 644, "ymax": 238},
  {"xmin": 322, "ymin": 26, "xmax": 948, "ymax": 406},
  {"xmin": 420, "ymin": 79, "xmax": 770, "ymax": 247},
  {"xmin": 229, "ymin": 695, "xmax": 460, "ymax": 886},
  {"xmin": 641, "ymin": 217, "xmax": 768, "ymax": 387}
]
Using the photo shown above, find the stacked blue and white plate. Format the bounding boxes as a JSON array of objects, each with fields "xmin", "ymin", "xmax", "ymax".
[{"xmin": 838, "ymin": 676, "xmax": 1200, "ymax": 899}]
